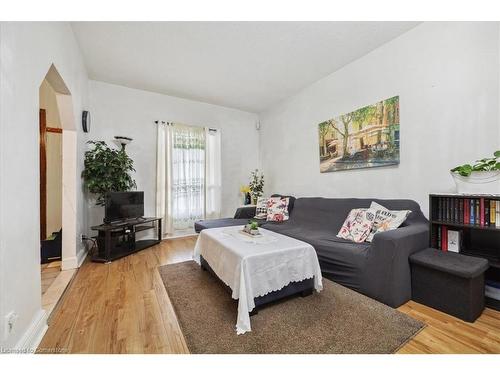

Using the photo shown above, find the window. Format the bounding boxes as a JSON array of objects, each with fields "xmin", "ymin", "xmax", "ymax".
[{"xmin": 156, "ymin": 123, "xmax": 221, "ymax": 236}]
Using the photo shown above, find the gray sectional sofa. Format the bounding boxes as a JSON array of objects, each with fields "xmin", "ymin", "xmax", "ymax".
[{"xmin": 194, "ymin": 196, "xmax": 429, "ymax": 308}]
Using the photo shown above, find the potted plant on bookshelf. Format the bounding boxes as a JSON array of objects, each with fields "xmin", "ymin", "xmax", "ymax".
[
  {"xmin": 451, "ymin": 150, "xmax": 500, "ymax": 194},
  {"xmin": 248, "ymin": 169, "xmax": 264, "ymax": 205}
]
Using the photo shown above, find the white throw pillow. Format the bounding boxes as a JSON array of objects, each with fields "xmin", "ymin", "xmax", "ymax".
[
  {"xmin": 365, "ymin": 201, "xmax": 411, "ymax": 242},
  {"xmin": 266, "ymin": 197, "xmax": 290, "ymax": 222},
  {"xmin": 254, "ymin": 197, "xmax": 269, "ymax": 219},
  {"xmin": 337, "ymin": 208, "xmax": 377, "ymax": 243}
]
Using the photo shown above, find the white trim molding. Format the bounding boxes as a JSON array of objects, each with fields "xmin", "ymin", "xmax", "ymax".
[
  {"xmin": 13, "ymin": 309, "xmax": 47, "ymax": 353},
  {"xmin": 62, "ymin": 245, "xmax": 87, "ymax": 270}
]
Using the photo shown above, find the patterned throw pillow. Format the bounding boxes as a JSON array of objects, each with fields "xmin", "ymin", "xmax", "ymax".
[
  {"xmin": 254, "ymin": 197, "xmax": 269, "ymax": 219},
  {"xmin": 337, "ymin": 208, "xmax": 377, "ymax": 243},
  {"xmin": 365, "ymin": 201, "xmax": 412, "ymax": 242},
  {"xmin": 266, "ymin": 197, "xmax": 290, "ymax": 222}
]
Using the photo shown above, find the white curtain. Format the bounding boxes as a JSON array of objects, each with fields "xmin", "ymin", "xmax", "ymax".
[
  {"xmin": 156, "ymin": 122, "xmax": 174, "ymax": 235},
  {"xmin": 156, "ymin": 122, "xmax": 221, "ymax": 237},
  {"xmin": 205, "ymin": 128, "xmax": 222, "ymax": 219}
]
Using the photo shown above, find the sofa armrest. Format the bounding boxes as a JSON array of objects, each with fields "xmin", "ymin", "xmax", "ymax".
[
  {"xmin": 363, "ymin": 223, "xmax": 429, "ymax": 307},
  {"xmin": 234, "ymin": 206, "xmax": 256, "ymax": 219}
]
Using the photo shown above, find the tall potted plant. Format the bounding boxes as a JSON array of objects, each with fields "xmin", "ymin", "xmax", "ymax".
[
  {"xmin": 82, "ymin": 141, "xmax": 137, "ymax": 206},
  {"xmin": 450, "ymin": 150, "xmax": 500, "ymax": 194},
  {"xmin": 248, "ymin": 169, "xmax": 264, "ymax": 204}
]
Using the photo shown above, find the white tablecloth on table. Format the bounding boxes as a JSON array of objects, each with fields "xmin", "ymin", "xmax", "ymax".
[{"xmin": 193, "ymin": 226, "xmax": 323, "ymax": 334}]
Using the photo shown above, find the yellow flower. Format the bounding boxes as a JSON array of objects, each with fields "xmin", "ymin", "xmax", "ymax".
[{"xmin": 240, "ymin": 185, "xmax": 250, "ymax": 193}]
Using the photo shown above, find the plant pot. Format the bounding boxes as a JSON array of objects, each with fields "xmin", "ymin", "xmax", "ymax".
[{"xmin": 451, "ymin": 171, "xmax": 500, "ymax": 194}]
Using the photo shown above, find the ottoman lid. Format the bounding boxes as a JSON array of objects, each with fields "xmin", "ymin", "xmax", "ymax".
[{"xmin": 410, "ymin": 248, "xmax": 489, "ymax": 278}]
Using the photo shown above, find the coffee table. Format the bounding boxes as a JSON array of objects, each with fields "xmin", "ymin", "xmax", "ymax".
[{"xmin": 193, "ymin": 225, "xmax": 323, "ymax": 334}]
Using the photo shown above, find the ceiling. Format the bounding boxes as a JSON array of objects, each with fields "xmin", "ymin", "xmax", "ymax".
[{"xmin": 72, "ymin": 22, "xmax": 419, "ymax": 113}]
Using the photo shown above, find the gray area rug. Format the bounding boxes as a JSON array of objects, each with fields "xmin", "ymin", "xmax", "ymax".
[{"xmin": 159, "ymin": 261, "xmax": 424, "ymax": 354}]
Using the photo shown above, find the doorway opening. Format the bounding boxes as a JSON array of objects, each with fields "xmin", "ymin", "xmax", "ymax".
[{"xmin": 38, "ymin": 64, "xmax": 78, "ymax": 316}]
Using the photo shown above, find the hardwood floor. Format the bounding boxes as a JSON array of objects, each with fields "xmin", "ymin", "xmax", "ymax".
[
  {"xmin": 38, "ymin": 236, "xmax": 500, "ymax": 354},
  {"xmin": 41, "ymin": 261, "xmax": 61, "ymax": 295}
]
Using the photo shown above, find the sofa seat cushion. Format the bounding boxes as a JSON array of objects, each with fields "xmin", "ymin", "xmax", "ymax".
[
  {"xmin": 312, "ymin": 238, "xmax": 371, "ymax": 292},
  {"xmin": 194, "ymin": 218, "xmax": 265, "ymax": 233},
  {"xmin": 262, "ymin": 220, "xmax": 370, "ymax": 292}
]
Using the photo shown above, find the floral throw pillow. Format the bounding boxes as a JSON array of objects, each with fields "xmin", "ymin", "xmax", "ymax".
[
  {"xmin": 254, "ymin": 197, "xmax": 269, "ymax": 219},
  {"xmin": 365, "ymin": 201, "xmax": 412, "ymax": 242},
  {"xmin": 266, "ymin": 197, "xmax": 290, "ymax": 222},
  {"xmin": 337, "ymin": 208, "xmax": 377, "ymax": 243}
]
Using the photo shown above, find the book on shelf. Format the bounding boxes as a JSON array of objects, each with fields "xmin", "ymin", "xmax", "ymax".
[
  {"xmin": 497, "ymin": 201, "xmax": 500, "ymax": 227},
  {"xmin": 459, "ymin": 199, "xmax": 464, "ymax": 224},
  {"xmin": 470, "ymin": 198, "xmax": 475, "ymax": 225},
  {"xmin": 437, "ymin": 198, "xmax": 442, "ymax": 221},
  {"xmin": 464, "ymin": 198, "xmax": 470, "ymax": 224},
  {"xmin": 476, "ymin": 199, "xmax": 480, "ymax": 225},
  {"xmin": 485, "ymin": 280, "xmax": 500, "ymax": 301},
  {"xmin": 447, "ymin": 230, "xmax": 461, "ymax": 253},
  {"xmin": 491, "ymin": 200, "xmax": 496, "ymax": 225},
  {"xmin": 441, "ymin": 225, "xmax": 448, "ymax": 251},
  {"xmin": 436, "ymin": 224, "xmax": 442, "ymax": 249},
  {"xmin": 478, "ymin": 199, "xmax": 483, "ymax": 226},
  {"xmin": 485, "ymin": 199, "xmax": 490, "ymax": 226},
  {"xmin": 446, "ymin": 198, "xmax": 450, "ymax": 222}
]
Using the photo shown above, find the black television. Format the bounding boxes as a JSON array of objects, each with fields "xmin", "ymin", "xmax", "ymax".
[{"xmin": 104, "ymin": 191, "xmax": 144, "ymax": 223}]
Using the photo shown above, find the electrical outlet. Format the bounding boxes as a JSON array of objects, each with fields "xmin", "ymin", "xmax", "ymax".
[{"xmin": 4, "ymin": 311, "xmax": 18, "ymax": 339}]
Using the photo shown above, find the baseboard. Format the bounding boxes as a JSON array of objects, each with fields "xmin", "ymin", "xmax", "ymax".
[
  {"xmin": 14, "ymin": 309, "xmax": 47, "ymax": 353},
  {"xmin": 62, "ymin": 245, "xmax": 87, "ymax": 270},
  {"xmin": 76, "ymin": 245, "xmax": 88, "ymax": 267},
  {"xmin": 164, "ymin": 229, "xmax": 198, "ymax": 240}
]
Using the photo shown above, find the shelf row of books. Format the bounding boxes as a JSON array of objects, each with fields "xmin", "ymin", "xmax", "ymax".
[
  {"xmin": 434, "ymin": 197, "xmax": 500, "ymax": 227},
  {"xmin": 486, "ymin": 280, "xmax": 500, "ymax": 302},
  {"xmin": 434, "ymin": 225, "xmax": 461, "ymax": 252}
]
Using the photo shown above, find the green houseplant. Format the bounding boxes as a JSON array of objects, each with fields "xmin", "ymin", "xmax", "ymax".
[
  {"xmin": 82, "ymin": 141, "xmax": 137, "ymax": 206},
  {"xmin": 450, "ymin": 150, "xmax": 500, "ymax": 194},
  {"xmin": 451, "ymin": 150, "xmax": 500, "ymax": 177},
  {"xmin": 249, "ymin": 220, "xmax": 259, "ymax": 230},
  {"xmin": 248, "ymin": 169, "xmax": 264, "ymax": 204}
]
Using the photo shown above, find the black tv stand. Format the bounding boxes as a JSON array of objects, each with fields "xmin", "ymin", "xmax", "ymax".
[
  {"xmin": 105, "ymin": 217, "xmax": 148, "ymax": 225},
  {"xmin": 91, "ymin": 217, "xmax": 162, "ymax": 263}
]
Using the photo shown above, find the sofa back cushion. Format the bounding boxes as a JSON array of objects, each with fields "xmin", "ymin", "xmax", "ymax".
[
  {"xmin": 290, "ymin": 197, "xmax": 426, "ymax": 232},
  {"xmin": 271, "ymin": 194, "xmax": 296, "ymax": 214},
  {"xmin": 337, "ymin": 208, "xmax": 377, "ymax": 243},
  {"xmin": 266, "ymin": 197, "xmax": 290, "ymax": 222}
]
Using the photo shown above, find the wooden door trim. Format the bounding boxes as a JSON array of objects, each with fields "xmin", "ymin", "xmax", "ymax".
[
  {"xmin": 46, "ymin": 127, "xmax": 62, "ymax": 134},
  {"xmin": 40, "ymin": 109, "xmax": 47, "ymax": 240}
]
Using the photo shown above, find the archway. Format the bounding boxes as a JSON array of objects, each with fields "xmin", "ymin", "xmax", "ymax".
[{"xmin": 38, "ymin": 64, "xmax": 78, "ymax": 277}]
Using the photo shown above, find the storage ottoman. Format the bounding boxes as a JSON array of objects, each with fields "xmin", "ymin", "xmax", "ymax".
[{"xmin": 409, "ymin": 248, "xmax": 489, "ymax": 322}]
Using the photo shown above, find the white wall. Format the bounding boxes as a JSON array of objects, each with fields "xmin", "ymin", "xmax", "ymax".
[
  {"xmin": 259, "ymin": 22, "xmax": 500, "ymax": 216},
  {"xmin": 88, "ymin": 80, "xmax": 259, "ymax": 225},
  {"xmin": 0, "ymin": 22, "xmax": 89, "ymax": 349}
]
